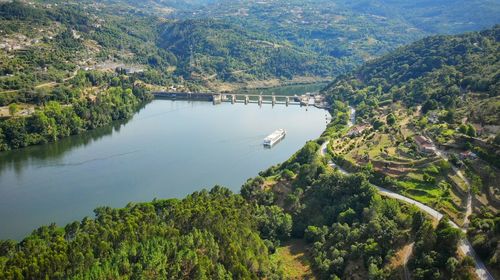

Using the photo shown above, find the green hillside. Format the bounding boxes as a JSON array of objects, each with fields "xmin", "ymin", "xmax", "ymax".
[
  {"xmin": 0, "ymin": 0, "xmax": 178, "ymax": 93},
  {"xmin": 158, "ymin": 19, "xmax": 338, "ymax": 82},
  {"xmin": 179, "ymin": 0, "xmax": 500, "ymax": 67},
  {"xmin": 322, "ymin": 26, "xmax": 500, "ymax": 275},
  {"xmin": 0, "ymin": 187, "xmax": 289, "ymax": 279},
  {"xmin": 324, "ymin": 25, "xmax": 499, "ymax": 123},
  {"xmin": 3, "ymin": 0, "xmax": 500, "ymax": 93}
]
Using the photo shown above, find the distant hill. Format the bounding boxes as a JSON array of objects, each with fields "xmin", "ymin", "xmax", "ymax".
[
  {"xmin": 0, "ymin": 1, "xmax": 337, "ymax": 92},
  {"xmin": 324, "ymin": 25, "xmax": 500, "ymax": 125},
  {"xmin": 1, "ymin": 0, "xmax": 499, "ymax": 91},
  {"xmin": 177, "ymin": 0, "xmax": 500, "ymax": 66},
  {"xmin": 334, "ymin": 0, "xmax": 500, "ymax": 34},
  {"xmin": 0, "ymin": 0, "xmax": 177, "ymax": 93},
  {"xmin": 157, "ymin": 19, "xmax": 339, "ymax": 82}
]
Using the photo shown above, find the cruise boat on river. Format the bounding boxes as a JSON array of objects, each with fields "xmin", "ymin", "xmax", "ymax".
[{"xmin": 263, "ymin": 129, "xmax": 286, "ymax": 147}]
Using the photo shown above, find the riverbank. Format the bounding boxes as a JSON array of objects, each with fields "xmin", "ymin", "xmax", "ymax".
[
  {"xmin": 0, "ymin": 92, "xmax": 328, "ymax": 240},
  {"xmin": 0, "ymin": 87, "xmax": 152, "ymax": 152}
]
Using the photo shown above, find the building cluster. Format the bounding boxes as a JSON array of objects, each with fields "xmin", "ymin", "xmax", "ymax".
[
  {"xmin": 459, "ymin": 150, "xmax": 478, "ymax": 160},
  {"xmin": 414, "ymin": 135, "xmax": 436, "ymax": 154},
  {"xmin": 347, "ymin": 124, "xmax": 370, "ymax": 137},
  {"xmin": 0, "ymin": 34, "xmax": 35, "ymax": 52}
]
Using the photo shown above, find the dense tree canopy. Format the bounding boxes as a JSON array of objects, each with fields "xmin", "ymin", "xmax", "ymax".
[
  {"xmin": 0, "ymin": 187, "xmax": 291, "ymax": 279},
  {"xmin": 0, "ymin": 73, "xmax": 152, "ymax": 151},
  {"xmin": 323, "ymin": 26, "xmax": 500, "ymax": 113}
]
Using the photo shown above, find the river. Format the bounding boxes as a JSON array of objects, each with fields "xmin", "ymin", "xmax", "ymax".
[{"xmin": 0, "ymin": 86, "xmax": 328, "ymax": 239}]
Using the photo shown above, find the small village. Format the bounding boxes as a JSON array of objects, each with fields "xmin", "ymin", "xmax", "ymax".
[{"xmin": 327, "ymin": 102, "xmax": 499, "ymax": 225}]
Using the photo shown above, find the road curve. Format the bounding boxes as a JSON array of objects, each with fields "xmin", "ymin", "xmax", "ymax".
[{"xmin": 318, "ymin": 140, "xmax": 495, "ymax": 280}]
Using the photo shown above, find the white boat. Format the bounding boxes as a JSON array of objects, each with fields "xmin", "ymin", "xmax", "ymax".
[{"xmin": 263, "ymin": 129, "xmax": 286, "ymax": 147}]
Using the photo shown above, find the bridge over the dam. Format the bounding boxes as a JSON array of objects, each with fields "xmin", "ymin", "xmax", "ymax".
[{"xmin": 152, "ymin": 92, "xmax": 326, "ymax": 107}]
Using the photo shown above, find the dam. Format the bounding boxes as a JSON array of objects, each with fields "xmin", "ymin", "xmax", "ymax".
[{"xmin": 152, "ymin": 91, "xmax": 328, "ymax": 108}]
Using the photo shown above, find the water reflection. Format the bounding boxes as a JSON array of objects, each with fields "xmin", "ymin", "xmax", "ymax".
[
  {"xmin": 0, "ymin": 104, "xmax": 154, "ymax": 178},
  {"xmin": 0, "ymin": 84, "xmax": 328, "ymax": 240},
  {"xmin": 0, "ymin": 119, "xmax": 124, "ymax": 178}
]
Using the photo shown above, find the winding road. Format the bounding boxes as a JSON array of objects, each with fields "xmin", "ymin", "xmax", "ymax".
[{"xmin": 318, "ymin": 106, "xmax": 495, "ymax": 280}]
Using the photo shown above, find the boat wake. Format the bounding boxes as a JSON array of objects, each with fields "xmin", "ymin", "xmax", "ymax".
[{"xmin": 37, "ymin": 150, "xmax": 140, "ymax": 168}]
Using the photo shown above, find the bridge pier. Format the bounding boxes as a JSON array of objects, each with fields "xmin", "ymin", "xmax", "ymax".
[
  {"xmin": 153, "ymin": 92, "xmax": 303, "ymax": 106},
  {"xmin": 299, "ymin": 94, "xmax": 310, "ymax": 107},
  {"xmin": 212, "ymin": 94, "xmax": 222, "ymax": 105}
]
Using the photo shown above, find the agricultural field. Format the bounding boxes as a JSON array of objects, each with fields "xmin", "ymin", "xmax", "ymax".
[{"xmin": 327, "ymin": 103, "xmax": 483, "ymax": 225}]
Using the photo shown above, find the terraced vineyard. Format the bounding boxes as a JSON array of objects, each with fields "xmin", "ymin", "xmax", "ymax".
[{"xmin": 327, "ymin": 103, "xmax": 470, "ymax": 224}]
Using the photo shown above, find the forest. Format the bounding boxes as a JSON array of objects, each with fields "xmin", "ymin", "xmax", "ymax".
[
  {"xmin": 323, "ymin": 25, "xmax": 499, "ymax": 109},
  {"xmin": 0, "ymin": 187, "xmax": 290, "ymax": 279},
  {"xmin": 157, "ymin": 19, "xmax": 337, "ymax": 82},
  {"xmin": 0, "ymin": 149, "xmax": 476, "ymax": 280},
  {"xmin": 0, "ymin": 72, "xmax": 152, "ymax": 151},
  {"xmin": 0, "ymin": 1, "xmax": 499, "ymax": 279}
]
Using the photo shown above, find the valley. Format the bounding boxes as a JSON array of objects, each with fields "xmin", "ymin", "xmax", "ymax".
[{"xmin": 0, "ymin": 1, "xmax": 499, "ymax": 280}]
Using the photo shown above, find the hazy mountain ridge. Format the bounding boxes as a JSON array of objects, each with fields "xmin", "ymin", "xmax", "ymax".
[{"xmin": 2, "ymin": 0, "xmax": 499, "ymax": 90}]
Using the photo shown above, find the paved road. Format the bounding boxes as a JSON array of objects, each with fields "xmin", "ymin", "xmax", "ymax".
[{"xmin": 318, "ymin": 142, "xmax": 494, "ymax": 279}]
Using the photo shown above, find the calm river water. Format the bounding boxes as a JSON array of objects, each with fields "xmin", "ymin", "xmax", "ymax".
[{"xmin": 0, "ymin": 87, "xmax": 328, "ymax": 239}]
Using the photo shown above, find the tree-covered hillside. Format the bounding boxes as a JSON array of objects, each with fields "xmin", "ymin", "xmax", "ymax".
[
  {"xmin": 158, "ymin": 19, "xmax": 338, "ymax": 82},
  {"xmin": 0, "ymin": 0, "xmax": 185, "ymax": 90},
  {"xmin": 324, "ymin": 25, "xmax": 499, "ymax": 121},
  {"xmin": 322, "ymin": 26, "xmax": 500, "ymax": 277},
  {"xmin": 240, "ymin": 138, "xmax": 478, "ymax": 279},
  {"xmin": 0, "ymin": 187, "xmax": 291, "ymax": 279},
  {"xmin": 0, "ymin": 1, "xmax": 335, "ymax": 93},
  {"xmin": 179, "ymin": 0, "xmax": 500, "ymax": 68},
  {"xmin": 333, "ymin": 0, "xmax": 500, "ymax": 34},
  {"xmin": 3, "ymin": 0, "xmax": 500, "ymax": 92}
]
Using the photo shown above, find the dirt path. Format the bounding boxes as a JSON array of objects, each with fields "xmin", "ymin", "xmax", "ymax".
[
  {"xmin": 348, "ymin": 106, "xmax": 356, "ymax": 127},
  {"xmin": 0, "ymin": 89, "xmax": 19, "ymax": 94},
  {"xmin": 402, "ymin": 243, "xmax": 414, "ymax": 280},
  {"xmin": 431, "ymin": 140, "xmax": 473, "ymax": 228},
  {"xmin": 274, "ymin": 239, "xmax": 316, "ymax": 279}
]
